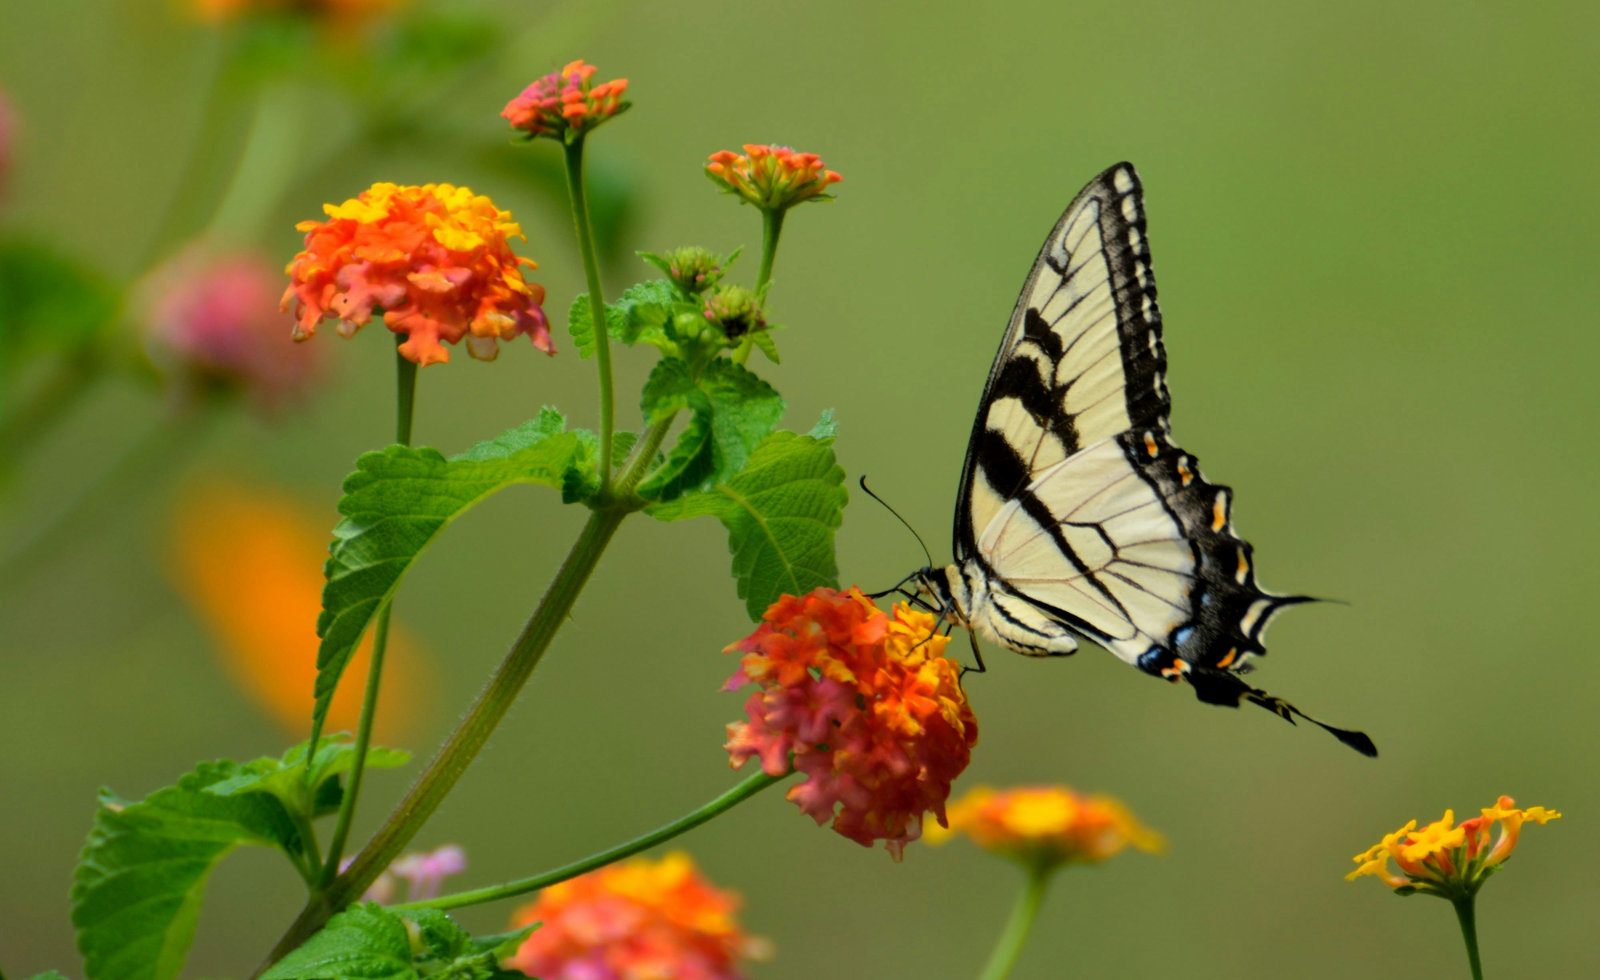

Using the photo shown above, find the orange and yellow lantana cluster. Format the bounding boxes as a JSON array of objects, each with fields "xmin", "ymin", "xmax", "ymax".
[
  {"xmin": 282, "ymin": 182, "xmax": 550, "ymax": 366},
  {"xmin": 507, "ymin": 852, "xmax": 766, "ymax": 980},
  {"xmin": 191, "ymin": 0, "xmax": 398, "ymax": 26},
  {"xmin": 502, "ymin": 60, "xmax": 629, "ymax": 140},
  {"xmin": 930, "ymin": 785, "xmax": 1165, "ymax": 870},
  {"xmin": 705, "ymin": 145, "xmax": 841, "ymax": 212},
  {"xmin": 724, "ymin": 588, "xmax": 978, "ymax": 859},
  {"xmin": 1347, "ymin": 795, "xmax": 1561, "ymax": 897}
]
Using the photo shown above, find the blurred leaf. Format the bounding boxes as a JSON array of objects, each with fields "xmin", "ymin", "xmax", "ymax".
[
  {"xmin": 312, "ymin": 409, "xmax": 588, "ymax": 750},
  {"xmin": 389, "ymin": 9, "xmax": 499, "ymax": 76},
  {"xmin": 72, "ymin": 761, "xmax": 302, "ymax": 980},
  {"xmin": 637, "ymin": 360, "xmax": 785, "ymax": 504},
  {"xmin": 23, "ymin": 972, "xmax": 72, "ymax": 980},
  {"xmin": 648, "ymin": 428, "xmax": 846, "ymax": 618},
  {"xmin": 204, "ymin": 737, "xmax": 411, "ymax": 821},
  {"xmin": 0, "ymin": 235, "xmax": 118, "ymax": 378},
  {"xmin": 264, "ymin": 905, "xmax": 517, "ymax": 980}
]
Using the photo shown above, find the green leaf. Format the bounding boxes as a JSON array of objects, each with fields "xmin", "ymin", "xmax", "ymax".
[
  {"xmin": 204, "ymin": 737, "xmax": 411, "ymax": 820},
  {"xmin": 0, "ymin": 235, "xmax": 117, "ymax": 375},
  {"xmin": 72, "ymin": 761, "xmax": 303, "ymax": 980},
  {"xmin": 648, "ymin": 429, "xmax": 847, "ymax": 618},
  {"xmin": 611, "ymin": 279, "xmax": 678, "ymax": 344},
  {"xmin": 23, "ymin": 971, "xmax": 72, "ymax": 980},
  {"xmin": 808, "ymin": 409, "xmax": 838, "ymax": 439},
  {"xmin": 264, "ymin": 906, "xmax": 518, "ymax": 980},
  {"xmin": 312, "ymin": 410, "xmax": 587, "ymax": 749},
  {"xmin": 564, "ymin": 293, "xmax": 627, "ymax": 360},
  {"xmin": 262, "ymin": 904, "xmax": 413, "ymax": 980},
  {"xmin": 637, "ymin": 360, "xmax": 785, "ymax": 504}
]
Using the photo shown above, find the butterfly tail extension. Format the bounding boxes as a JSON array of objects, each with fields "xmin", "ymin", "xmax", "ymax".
[{"xmin": 1184, "ymin": 664, "xmax": 1377, "ymax": 757}]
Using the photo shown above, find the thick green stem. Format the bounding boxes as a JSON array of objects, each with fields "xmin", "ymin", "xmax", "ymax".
[
  {"xmin": 318, "ymin": 339, "xmax": 417, "ymax": 887},
  {"xmin": 397, "ymin": 770, "xmax": 785, "ymax": 913},
  {"xmin": 1453, "ymin": 896, "xmax": 1484, "ymax": 980},
  {"xmin": 977, "ymin": 864, "xmax": 1054, "ymax": 980},
  {"xmin": 256, "ymin": 504, "xmax": 628, "ymax": 973},
  {"xmin": 563, "ymin": 138, "xmax": 615, "ymax": 493},
  {"xmin": 756, "ymin": 207, "xmax": 785, "ymax": 293}
]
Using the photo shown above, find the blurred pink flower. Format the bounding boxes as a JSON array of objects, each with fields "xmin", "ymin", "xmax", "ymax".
[
  {"xmin": 0, "ymin": 88, "xmax": 14, "ymax": 201},
  {"xmin": 391, "ymin": 844, "xmax": 467, "ymax": 900},
  {"xmin": 140, "ymin": 245, "xmax": 319, "ymax": 408}
]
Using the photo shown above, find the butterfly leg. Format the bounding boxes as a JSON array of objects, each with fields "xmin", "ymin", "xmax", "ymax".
[{"xmin": 959, "ymin": 628, "xmax": 987, "ymax": 679}]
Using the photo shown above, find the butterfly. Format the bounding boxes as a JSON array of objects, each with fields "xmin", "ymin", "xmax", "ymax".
[{"xmin": 905, "ymin": 162, "xmax": 1375, "ymax": 756}]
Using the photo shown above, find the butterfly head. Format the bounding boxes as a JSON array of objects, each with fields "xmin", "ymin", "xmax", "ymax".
[{"xmin": 909, "ymin": 564, "xmax": 972, "ymax": 628}]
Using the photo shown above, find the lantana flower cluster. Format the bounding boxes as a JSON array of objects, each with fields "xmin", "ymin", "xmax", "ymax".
[
  {"xmin": 502, "ymin": 60, "xmax": 629, "ymax": 141},
  {"xmin": 191, "ymin": 0, "xmax": 398, "ymax": 26},
  {"xmin": 724, "ymin": 587, "xmax": 979, "ymax": 859},
  {"xmin": 508, "ymin": 852, "xmax": 766, "ymax": 980},
  {"xmin": 930, "ymin": 785, "xmax": 1164, "ymax": 871},
  {"xmin": 282, "ymin": 182, "xmax": 550, "ymax": 366},
  {"xmin": 1347, "ymin": 795, "xmax": 1560, "ymax": 898},
  {"xmin": 705, "ymin": 144, "xmax": 841, "ymax": 212}
]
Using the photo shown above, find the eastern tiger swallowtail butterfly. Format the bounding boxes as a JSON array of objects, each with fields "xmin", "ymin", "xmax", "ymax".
[{"xmin": 907, "ymin": 162, "xmax": 1376, "ymax": 756}]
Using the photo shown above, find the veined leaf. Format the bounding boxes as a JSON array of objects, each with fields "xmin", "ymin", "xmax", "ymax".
[
  {"xmin": 311, "ymin": 409, "xmax": 588, "ymax": 750},
  {"xmin": 264, "ymin": 905, "xmax": 522, "ymax": 980},
  {"xmin": 72, "ymin": 761, "xmax": 302, "ymax": 980},
  {"xmin": 564, "ymin": 293, "xmax": 627, "ymax": 360},
  {"xmin": 637, "ymin": 360, "xmax": 785, "ymax": 505},
  {"xmin": 648, "ymin": 429, "xmax": 846, "ymax": 619},
  {"xmin": 204, "ymin": 737, "xmax": 411, "ymax": 820}
]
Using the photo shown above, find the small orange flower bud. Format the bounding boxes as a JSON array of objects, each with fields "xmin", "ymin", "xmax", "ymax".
[
  {"xmin": 282, "ymin": 182, "xmax": 550, "ymax": 366},
  {"xmin": 927, "ymin": 785, "xmax": 1164, "ymax": 872},
  {"xmin": 705, "ymin": 144, "xmax": 841, "ymax": 213},
  {"xmin": 507, "ymin": 852, "xmax": 769, "ymax": 980},
  {"xmin": 502, "ymin": 60, "xmax": 631, "ymax": 142},
  {"xmin": 723, "ymin": 588, "xmax": 978, "ymax": 859}
]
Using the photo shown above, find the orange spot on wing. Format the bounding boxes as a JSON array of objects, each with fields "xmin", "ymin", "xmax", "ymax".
[
  {"xmin": 1216, "ymin": 648, "xmax": 1238, "ymax": 669},
  {"xmin": 1144, "ymin": 432, "xmax": 1159, "ymax": 457},
  {"xmin": 1211, "ymin": 496, "xmax": 1228, "ymax": 531}
]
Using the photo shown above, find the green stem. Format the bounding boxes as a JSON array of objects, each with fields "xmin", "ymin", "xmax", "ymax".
[
  {"xmin": 0, "ymin": 408, "xmax": 209, "ymax": 591},
  {"xmin": 256, "ymin": 504, "xmax": 628, "ymax": 973},
  {"xmin": 1452, "ymin": 895, "xmax": 1484, "ymax": 980},
  {"xmin": 397, "ymin": 770, "xmax": 785, "ymax": 913},
  {"xmin": 562, "ymin": 138, "xmax": 615, "ymax": 494},
  {"xmin": 318, "ymin": 339, "xmax": 418, "ymax": 887},
  {"xmin": 756, "ymin": 207, "xmax": 785, "ymax": 293},
  {"xmin": 204, "ymin": 84, "xmax": 304, "ymax": 244},
  {"xmin": 977, "ymin": 864, "xmax": 1055, "ymax": 980}
]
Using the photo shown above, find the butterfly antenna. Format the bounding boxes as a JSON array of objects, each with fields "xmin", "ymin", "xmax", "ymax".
[{"xmin": 859, "ymin": 475, "xmax": 934, "ymax": 569}]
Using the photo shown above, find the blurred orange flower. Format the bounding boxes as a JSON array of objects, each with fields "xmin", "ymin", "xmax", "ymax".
[
  {"xmin": 191, "ymin": 0, "xmax": 400, "ymax": 27},
  {"xmin": 928, "ymin": 785, "xmax": 1164, "ymax": 871},
  {"xmin": 169, "ymin": 481, "xmax": 429, "ymax": 739},
  {"xmin": 139, "ymin": 245, "xmax": 319, "ymax": 409},
  {"xmin": 724, "ymin": 587, "xmax": 978, "ymax": 859},
  {"xmin": 705, "ymin": 144, "xmax": 841, "ymax": 212},
  {"xmin": 507, "ymin": 852, "xmax": 767, "ymax": 980},
  {"xmin": 502, "ymin": 60, "xmax": 630, "ymax": 141},
  {"xmin": 283, "ymin": 182, "xmax": 550, "ymax": 366},
  {"xmin": 1347, "ymin": 795, "xmax": 1561, "ymax": 897}
]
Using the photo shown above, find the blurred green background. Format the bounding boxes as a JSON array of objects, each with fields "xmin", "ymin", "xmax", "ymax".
[{"xmin": 3, "ymin": 0, "xmax": 1597, "ymax": 977}]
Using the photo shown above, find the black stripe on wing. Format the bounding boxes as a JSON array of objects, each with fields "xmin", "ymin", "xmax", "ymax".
[
  {"xmin": 1118, "ymin": 427, "xmax": 1309, "ymax": 672},
  {"xmin": 955, "ymin": 162, "xmax": 1168, "ymax": 558}
]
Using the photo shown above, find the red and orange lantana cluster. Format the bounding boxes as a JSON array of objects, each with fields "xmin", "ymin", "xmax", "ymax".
[
  {"xmin": 931, "ymin": 785, "xmax": 1164, "ymax": 871},
  {"xmin": 507, "ymin": 852, "xmax": 766, "ymax": 980},
  {"xmin": 705, "ymin": 145, "xmax": 841, "ymax": 212},
  {"xmin": 724, "ymin": 588, "xmax": 978, "ymax": 859},
  {"xmin": 282, "ymin": 182, "xmax": 550, "ymax": 366},
  {"xmin": 502, "ymin": 60, "xmax": 629, "ymax": 141},
  {"xmin": 1347, "ymin": 795, "xmax": 1561, "ymax": 897}
]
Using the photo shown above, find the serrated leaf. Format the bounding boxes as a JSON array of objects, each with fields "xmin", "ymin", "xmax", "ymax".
[
  {"xmin": 648, "ymin": 430, "xmax": 846, "ymax": 618},
  {"xmin": 636, "ymin": 361, "xmax": 785, "ymax": 504},
  {"xmin": 750, "ymin": 329, "xmax": 781, "ymax": 363},
  {"xmin": 564, "ymin": 293, "xmax": 627, "ymax": 360},
  {"xmin": 204, "ymin": 737, "xmax": 410, "ymax": 820},
  {"xmin": 612, "ymin": 279, "xmax": 677, "ymax": 345},
  {"xmin": 261, "ymin": 904, "xmax": 413, "ymax": 980},
  {"xmin": 807, "ymin": 409, "xmax": 837, "ymax": 440},
  {"xmin": 73, "ymin": 761, "xmax": 302, "ymax": 980},
  {"xmin": 312, "ymin": 410, "xmax": 586, "ymax": 750}
]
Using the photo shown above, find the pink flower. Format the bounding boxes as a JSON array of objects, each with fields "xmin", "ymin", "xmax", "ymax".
[{"xmin": 140, "ymin": 245, "xmax": 319, "ymax": 408}]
